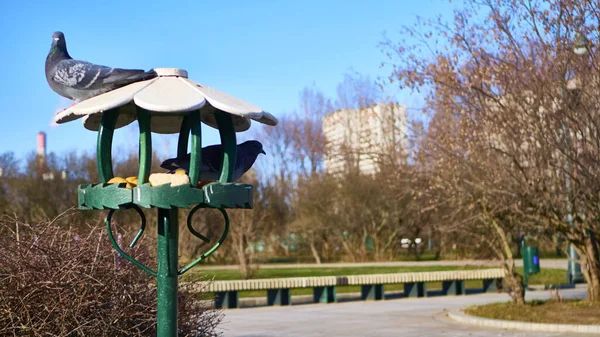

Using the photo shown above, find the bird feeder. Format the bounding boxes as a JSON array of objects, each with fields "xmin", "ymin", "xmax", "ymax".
[{"xmin": 54, "ymin": 68, "xmax": 277, "ymax": 336}]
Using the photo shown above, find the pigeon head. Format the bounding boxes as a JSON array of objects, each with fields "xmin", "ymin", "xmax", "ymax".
[
  {"xmin": 240, "ymin": 140, "xmax": 266, "ymax": 171},
  {"xmin": 49, "ymin": 31, "xmax": 68, "ymax": 56},
  {"xmin": 243, "ymin": 140, "xmax": 266, "ymax": 157}
]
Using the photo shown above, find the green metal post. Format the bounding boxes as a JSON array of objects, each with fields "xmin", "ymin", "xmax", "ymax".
[
  {"xmin": 561, "ymin": 118, "xmax": 584, "ymax": 284},
  {"xmin": 178, "ymin": 115, "xmax": 191, "ymax": 159},
  {"xmin": 97, "ymin": 109, "xmax": 119, "ymax": 183},
  {"xmin": 137, "ymin": 109, "xmax": 152, "ymax": 184},
  {"xmin": 157, "ymin": 207, "xmax": 179, "ymax": 337},
  {"xmin": 215, "ymin": 111, "xmax": 237, "ymax": 183},
  {"xmin": 567, "ymin": 216, "xmax": 584, "ymax": 284},
  {"xmin": 188, "ymin": 111, "xmax": 202, "ymax": 187},
  {"xmin": 521, "ymin": 239, "xmax": 528, "ymax": 287}
]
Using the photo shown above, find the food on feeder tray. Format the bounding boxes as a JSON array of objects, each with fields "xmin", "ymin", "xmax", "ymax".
[
  {"xmin": 125, "ymin": 176, "xmax": 138, "ymax": 187},
  {"xmin": 106, "ymin": 171, "xmax": 208, "ymax": 188},
  {"xmin": 107, "ymin": 177, "xmax": 126, "ymax": 184},
  {"xmin": 171, "ymin": 170, "xmax": 190, "ymax": 187},
  {"xmin": 149, "ymin": 170, "xmax": 190, "ymax": 187},
  {"xmin": 149, "ymin": 173, "xmax": 172, "ymax": 187},
  {"xmin": 107, "ymin": 176, "xmax": 138, "ymax": 188}
]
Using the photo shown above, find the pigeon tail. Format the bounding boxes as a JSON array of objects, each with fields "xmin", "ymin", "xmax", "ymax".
[
  {"xmin": 107, "ymin": 68, "xmax": 157, "ymax": 86},
  {"xmin": 160, "ymin": 157, "xmax": 184, "ymax": 171},
  {"xmin": 126, "ymin": 68, "xmax": 157, "ymax": 81},
  {"xmin": 141, "ymin": 69, "xmax": 158, "ymax": 80}
]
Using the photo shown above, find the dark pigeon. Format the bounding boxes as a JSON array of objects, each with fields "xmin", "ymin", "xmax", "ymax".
[
  {"xmin": 45, "ymin": 31, "xmax": 157, "ymax": 102},
  {"xmin": 161, "ymin": 140, "xmax": 266, "ymax": 181}
]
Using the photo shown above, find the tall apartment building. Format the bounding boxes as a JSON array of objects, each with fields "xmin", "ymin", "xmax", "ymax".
[{"xmin": 322, "ymin": 103, "xmax": 408, "ymax": 175}]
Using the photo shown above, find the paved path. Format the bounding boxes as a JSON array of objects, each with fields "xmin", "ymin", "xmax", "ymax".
[
  {"xmin": 202, "ymin": 259, "xmax": 568, "ymax": 271},
  {"xmin": 220, "ymin": 287, "xmax": 587, "ymax": 337}
]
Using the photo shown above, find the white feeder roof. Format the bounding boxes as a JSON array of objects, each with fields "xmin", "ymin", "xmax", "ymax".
[{"xmin": 53, "ymin": 68, "xmax": 278, "ymax": 133}]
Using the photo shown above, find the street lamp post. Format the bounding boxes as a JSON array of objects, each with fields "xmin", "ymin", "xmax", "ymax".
[
  {"xmin": 565, "ymin": 34, "xmax": 587, "ymax": 284},
  {"xmin": 565, "ymin": 188, "xmax": 584, "ymax": 284}
]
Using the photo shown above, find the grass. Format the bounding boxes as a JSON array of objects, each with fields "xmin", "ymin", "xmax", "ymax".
[
  {"xmin": 190, "ymin": 265, "xmax": 480, "ymax": 280},
  {"xmin": 465, "ymin": 300, "xmax": 600, "ymax": 325},
  {"xmin": 260, "ymin": 253, "xmax": 441, "ymax": 264},
  {"xmin": 186, "ymin": 265, "xmax": 568, "ymax": 298},
  {"xmin": 517, "ymin": 266, "xmax": 567, "ymax": 286}
]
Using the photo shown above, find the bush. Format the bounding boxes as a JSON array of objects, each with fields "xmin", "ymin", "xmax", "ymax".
[{"xmin": 0, "ymin": 215, "xmax": 222, "ymax": 336}]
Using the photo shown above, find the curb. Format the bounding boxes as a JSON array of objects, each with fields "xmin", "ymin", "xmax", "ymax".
[
  {"xmin": 448, "ymin": 310, "xmax": 600, "ymax": 334},
  {"xmin": 526, "ymin": 283, "xmax": 587, "ymax": 291}
]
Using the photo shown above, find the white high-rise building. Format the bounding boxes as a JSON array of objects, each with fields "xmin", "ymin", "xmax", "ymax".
[{"xmin": 322, "ymin": 103, "xmax": 408, "ymax": 175}]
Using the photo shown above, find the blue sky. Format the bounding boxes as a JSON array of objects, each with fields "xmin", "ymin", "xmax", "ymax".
[{"xmin": 0, "ymin": 0, "xmax": 457, "ymax": 160}]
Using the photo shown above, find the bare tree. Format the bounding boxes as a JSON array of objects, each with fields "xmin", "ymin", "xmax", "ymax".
[{"xmin": 383, "ymin": 0, "xmax": 600, "ymax": 303}]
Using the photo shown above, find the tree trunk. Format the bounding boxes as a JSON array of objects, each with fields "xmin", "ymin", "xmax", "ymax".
[
  {"xmin": 235, "ymin": 237, "xmax": 250, "ymax": 279},
  {"xmin": 280, "ymin": 241, "xmax": 290, "ymax": 256},
  {"xmin": 484, "ymin": 205, "xmax": 525, "ymax": 305},
  {"xmin": 372, "ymin": 237, "xmax": 384, "ymax": 262},
  {"xmin": 503, "ymin": 258, "xmax": 525, "ymax": 305},
  {"xmin": 309, "ymin": 240, "xmax": 322, "ymax": 264},
  {"xmin": 586, "ymin": 262, "xmax": 600, "ymax": 303},
  {"xmin": 323, "ymin": 240, "xmax": 331, "ymax": 261},
  {"xmin": 434, "ymin": 237, "xmax": 442, "ymax": 260},
  {"xmin": 237, "ymin": 253, "xmax": 250, "ymax": 279},
  {"xmin": 233, "ymin": 233, "xmax": 255, "ymax": 280},
  {"xmin": 340, "ymin": 239, "xmax": 358, "ymax": 262},
  {"xmin": 587, "ymin": 234, "xmax": 600, "ymax": 302},
  {"xmin": 575, "ymin": 236, "xmax": 600, "ymax": 303},
  {"xmin": 413, "ymin": 243, "xmax": 422, "ymax": 261}
]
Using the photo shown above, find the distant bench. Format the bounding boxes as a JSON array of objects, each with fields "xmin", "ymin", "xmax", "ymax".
[{"xmin": 190, "ymin": 268, "xmax": 505, "ymax": 309}]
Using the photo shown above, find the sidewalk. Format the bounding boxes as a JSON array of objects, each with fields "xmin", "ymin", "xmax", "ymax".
[{"xmin": 221, "ymin": 286, "xmax": 587, "ymax": 337}]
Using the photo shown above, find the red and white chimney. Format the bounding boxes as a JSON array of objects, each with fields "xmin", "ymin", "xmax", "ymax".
[{"xmin": 37, "ymin": 132, "xmax": 46, "ymax": 158}]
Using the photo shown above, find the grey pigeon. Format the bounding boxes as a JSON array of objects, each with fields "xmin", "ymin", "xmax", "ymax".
[
  {"xmin": 45, "ymin": 31, "xmax": 157, "ymax": 102},
  {"xmin": 161, "ymin": 140, "xmax": 266, "ymax": 181}
]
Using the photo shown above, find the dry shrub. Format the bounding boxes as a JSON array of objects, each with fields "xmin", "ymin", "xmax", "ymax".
[{"xmin": 0, "ymin": 214, "xmax": 222, "ymax": 336}]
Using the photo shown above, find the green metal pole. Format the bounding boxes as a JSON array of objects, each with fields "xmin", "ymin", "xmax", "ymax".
[
  {"xmin": 188, "ymin": 112, "xmax": 202, "ymax": 187},
  {"xmin": 565, "ymin": 173, "xmax": 583, "ymax": 284},
  {"xmin": 521, "ymin": 239, "xmax": 528, "ymax": 288},
  {"xmin": 157, "ymin": 207, "xmax": 179, "ymax": 336},
  {"xmin": 137, "ymin": 109, "xmax": 152, "ymax": 185},
  {"xmin": 567, "ymin": 213, "xmax": 584, "ymax": 284},
  {"xmin": 96, "ymin": 109, "xmax": 119, "ymax": 183},
  {"xmin": 215, "ymin": 111, "xmax": 237, "ymax": 183},
  {"xmin": 560, "ymin": 96, "xmax": 584, "ymax": 284}
]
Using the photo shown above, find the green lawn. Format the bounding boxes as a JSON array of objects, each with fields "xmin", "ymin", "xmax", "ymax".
[
  {"xmin": 186, "ymin": 265, "xmax": 568, "ymax": 298},
  {"xmin": 465, "ymin": 300, "xmax": 600, "ymax": 325},
  {"xmin": 189, "ymin": 265, "xmax": 480, "ymax": 280},
  {"xmin": 518, "ymin": 267, "xmax": 567, "ymax": 286}
]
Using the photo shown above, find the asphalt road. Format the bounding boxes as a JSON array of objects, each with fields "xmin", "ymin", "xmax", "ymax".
[{"xmin": 220, "ymin": 287, "xmax": 587, "ymax": 337}]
